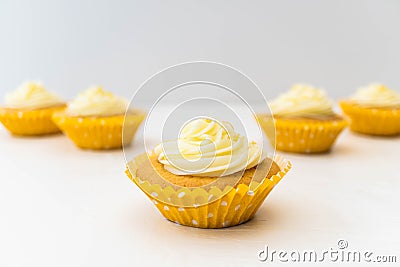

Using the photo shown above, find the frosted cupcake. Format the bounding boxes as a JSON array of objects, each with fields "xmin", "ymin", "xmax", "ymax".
[
  {"xmin": 257, "ymin": 84, "xmax": 347, "ymax": 153},
  {"xmin": 52, "ymin": 86, "xmax": 145, "ymax": 150},
  {"xmin": 340, "ymin": 84, "xmax": 400, "ymax": 136},
  {"xmin": 0, "ymin": 81, "xmax": 65, "ymax": 135},
  {"xmin": 126, "ymin": 118, "xmax": 291, "ymax": 228}
]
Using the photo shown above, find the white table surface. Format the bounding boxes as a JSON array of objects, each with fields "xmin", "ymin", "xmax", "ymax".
[{"xmin": 1, "ymin": 119, "xmax": 400, "ymax": 267}]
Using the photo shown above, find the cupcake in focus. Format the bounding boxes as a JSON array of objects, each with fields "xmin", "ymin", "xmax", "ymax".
[
  {"xmin": 0, "ymin": 81, "xmax": 65, "ymax": 136},
  {"xmin": 126, "ymin": 118, "xmax": 291, "ymax": 228},
  {"xmin": 257, "ymin": 84, "xmax": 347, "ymax": 153},
  {"xmin": 52, "ymin": 86, "xmax": 145, "ymax": 150},
  {"xmin": 340, "ymin": 84, "xmax": 400, "ymax": 136}
]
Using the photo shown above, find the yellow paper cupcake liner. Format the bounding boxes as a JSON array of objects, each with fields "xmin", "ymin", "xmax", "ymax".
[
  {"xmin": 52, "ymin": 111, "xmax": 145, "ymax": 150},
  {"xmin": 0, "ymin": 105, "xmax": 65, "ymax": 136},
  {"xmin": 340, "ymin": 102, "xmax": 400, "ymax": 136},
  {"xmin": 125, "ymin": 155, "xmax": 291, "ymax": 228},
  {"xmin": 257, "ymin": 115, "xmax": 347, "ymax": 153}
]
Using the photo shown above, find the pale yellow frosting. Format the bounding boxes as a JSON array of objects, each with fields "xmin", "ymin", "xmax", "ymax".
[
  {"xmin": 66, "ymin": 86, "xmax": 128, "ymax": 116},
  {"xmin": 154, "ymin": 118, "xmax": 263, "ymax": 177},
  {"xmin": 5, "ymin": 81, "xmax": 63, "ymax": 109},
  {"xmin": 349, "ymin": 84, "xmax": 400, "ymax": 108},
  {"xmin": 269, "ymin": 84, "xmax": 335, "ymax": 119}
]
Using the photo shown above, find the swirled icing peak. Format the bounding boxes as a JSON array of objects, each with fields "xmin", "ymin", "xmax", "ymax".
[
  {"xmin": 269, "ymin": 84, "xmax": 335, "ymax": 119},
  {"xmin": 5, "ymin": 81, "xmax": 63, "ymax": 109},
  {"xmin": 66, "ymin": 86, "xmax": 128, "ymax": 116},
  {"xmin": 154, "ymin": 118, "xmax": 263, "ymax": 177},
  {"xmin": 349, "ymin": 84, "xmax": 400, "ymax": 108}
]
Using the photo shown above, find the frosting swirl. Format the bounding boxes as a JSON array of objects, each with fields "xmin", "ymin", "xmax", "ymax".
[
  {"xmin": 154, "ymin": 118, "xmax": 263, "ymax": 177},
  {"xmin": 269, "ymin": 84, "xmax": 335, "ymax": 119},
  {"xmin": 66, "ymin": 86, "xmax": 128, "ymax": 116},
  {"xmin": 5, "ymin": 81, "xmax": 63, "ymax": 109},
  {"xmin": 349, "ymin": 84, "xmax": 400, "ymax": 108}
]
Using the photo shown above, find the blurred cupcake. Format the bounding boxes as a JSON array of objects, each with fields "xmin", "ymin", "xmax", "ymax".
[
  {"xmin": 52, "ymin": 86, "xmax": 145, "ymax": 150},
  {"xmin": 257, "ymin": 84, "xmax": 347, "ymax": 153},
  {"xmin": 0, "ymin": 81, "xmax": 65, "ymax": 136},
  {"xmin": 340, "ymin": 84, "xmax": 400, "ymax": 136},
  {"xmin": 126, "ymin": 118, "xmax": 291, "ymax": 228}
]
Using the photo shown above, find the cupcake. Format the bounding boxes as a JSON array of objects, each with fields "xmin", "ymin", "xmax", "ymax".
[
  {"xmin": 52, "ymin": 86, "xmax": 145, "ymax": 150},
  {"xmin": 125, "ymin": 118, "xmax": 291, "ymax": 228},
  {"xmin": 257, "ymin": 84, "xmax": 347, "ymax": 153},
  {"xmin": 340, "ymin": 84, "xmax": 400, "ymax": 136},
  {"xmin": 0, "ymin": 81, "xmax": 65, "ymax": 136}
]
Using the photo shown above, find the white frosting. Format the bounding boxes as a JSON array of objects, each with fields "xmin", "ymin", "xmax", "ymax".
[
  {"xmin": 66, "ymin": 86, "xmax": 128, "ymax": 116},
  {"xmin": 349, "ymin": 84, "xmax": 400, "ymax": 108},
  {"xmin": 154, "ymin": 118, "xmax": 263, "ymax": 177},
  {"xmin": 5, "ymin": 81, "xmax": 63, "ymax": 109},
  {"xmin": 269, "ymin": 84, "xmax": 335, "ymax": 119}
]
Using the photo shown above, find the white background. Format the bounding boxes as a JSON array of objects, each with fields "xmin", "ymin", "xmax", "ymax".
[
  {"xmin": 1, "ymin": 0, "xmax": 400, "ymax": 101},
  {"xmin": 1, "ymin": 1, "xmax": 400, "ymax": 266}
]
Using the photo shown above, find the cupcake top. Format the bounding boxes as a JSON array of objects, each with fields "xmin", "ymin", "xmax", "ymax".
[
  {"xmin": 269, "ymin": 84, "xmax": 336, "ymax": 119},
  {"xmin": 4, "ymin": 81, "xmax": 63, "ymax": 109},
  {"xmin": 154, "ymin": 118, "xmax": 263, "ymax": 177},
  {"xmin": 66, "ymin": 86, "xmax": 128, "ymax": 117},
  {"xmin": 348, "ymin": 84, "xmax": 400, "ymax": 108}
]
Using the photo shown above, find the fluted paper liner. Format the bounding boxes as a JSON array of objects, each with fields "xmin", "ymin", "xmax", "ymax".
[
  {"xmin": 125, "ymin": 154, "xmax": 291, "ymax": 228},
  {"xmin": 0, "ymin": 105, "xmax": 65, "ymax": 136},
  {"xmin": 257, "ymin": 114, "xmax": 347, "ymax": 153},
  {"xmin": 340, "ymin": 101, "xmax": 400, "ymax": 136},
  {"xmin": 53, "ymin": 110, "xmax": 145, "ymax": 150}
]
